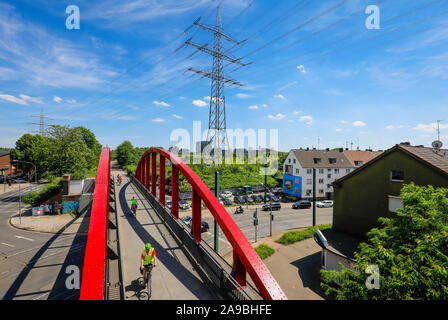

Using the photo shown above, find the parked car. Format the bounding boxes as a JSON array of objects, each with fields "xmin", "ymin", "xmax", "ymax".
[
  {"xmin": 254, "ymin": 195, "xmax": 264, "ymax": 202},
  {"xmin": 317, "ymin": 200, "xmax": 333, "ymax": 208},
  {"xmin": 179, "ymin": 200, "xmax": 190, "ymax": 210},
  {"xmin": 271, "ymin": 195, "xmax": 280, "ymax": 202},
  {"xmin": 272, "ymin": 187, "xmax": 283, "ymax": 194},
  {"xmin": 166, "ymin": 200, "xmax": 172, "ymax": 209},
  {"xmin": 292, "ymin": 200, "xmax": 312, "ymax": 209},
  {"xmin": 264, "ymin": 194, "xmax": 271, "ymax": 202},
  {"xmin": 182, "ymin": 216, "xmax": 209, "ymax": 233},
  {"xmin": 222, "ymin": 198, "xmax": 233, "ymax": 206},
  {"xmin": 13, "ymin": 178, "xmax": 27, "ymax": 183},
  {"xmin": 244, "ymin": 195, "xmax": 254, "ymax": 203},
  {"xmin": 262, "ymin": 202, "xmax": 281, "ymax": 211},
  {"xmin": 220, "ymin": 191, "xmax": 233, "ymax": 198},
  {"xmin": 234, "ymin": 196, "xmax": 246, "ymax": 204}
]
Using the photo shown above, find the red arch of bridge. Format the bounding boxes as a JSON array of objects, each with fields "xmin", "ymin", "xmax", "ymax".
[{"xmin": 135, "ymin": 148, "xmax": 287, "ymax": 300}]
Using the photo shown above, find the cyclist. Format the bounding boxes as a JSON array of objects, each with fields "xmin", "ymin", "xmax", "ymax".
[
  {"xmin": 131, "ymin": 196, "xmax": 137, "ymax": 214},
  {"xmin": 140, "ymin": 243, "xmax": 157, "ymax": 287}
]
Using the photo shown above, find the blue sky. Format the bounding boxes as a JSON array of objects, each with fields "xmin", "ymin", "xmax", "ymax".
[{"xmin": 1, "ymin": 0, "xmax": 448, "ymax": 151}]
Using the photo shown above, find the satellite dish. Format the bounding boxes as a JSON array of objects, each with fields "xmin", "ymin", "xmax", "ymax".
[{"xmin": 432, "ymin": 140, "xmax": 443, "ymax": 149}]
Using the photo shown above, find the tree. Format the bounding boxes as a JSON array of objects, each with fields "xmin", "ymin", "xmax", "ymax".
[
  {"xmin": 115, "ymin": 140, "xmax": 139, "ymax": 166},
  {"xmin": 320, "ymin": 183, "xmax": 448, "ymax": 300}
]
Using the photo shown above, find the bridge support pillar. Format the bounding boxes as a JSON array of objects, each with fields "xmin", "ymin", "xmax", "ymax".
[
  {"xmin": 145, "ymin": 155, "xmax": 150, "ymax": 190},
  {"xmin": 171, "ymin": 166, "xmax": 179, "ymax": 219},
  {"xmin": 160, "ymin": 156, "xmax": 165, "ymax": 205},
  {"xmin": 151, "ymin": 153, "xmax": 157, "ymax": 196},
  {"xmin": 233, "ymin": 253, "xmax": 247, "ymax": 287},
  {"xmin": 192, "ymin": 188, "xmax": 201, "ymax": 242}
]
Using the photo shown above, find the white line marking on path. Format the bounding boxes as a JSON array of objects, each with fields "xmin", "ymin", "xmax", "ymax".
[
  {"xmin": 15, "ymin": 235, "xmax": 34, "ymax": 242},
  {"xmin": 1, "ymin": 242, "xmax": 14, "ymax": 247}
]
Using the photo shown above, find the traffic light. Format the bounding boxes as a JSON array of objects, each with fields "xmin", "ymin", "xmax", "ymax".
[
  {"xmin": 271, "ymin": 215, "xmax": 274, "ymax": 221},
  {"xmin": 253, "ymin": 218, "xmax": 258, "ymax": 226}
]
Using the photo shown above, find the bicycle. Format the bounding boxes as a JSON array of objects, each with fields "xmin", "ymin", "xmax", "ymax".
[
  {"xmin": 131, "ymin": 203, "xmax": 137, "ymax": 216},
  {"xmin": 139, "ymin": 264, "xmax": 153, "ymax": 299}
]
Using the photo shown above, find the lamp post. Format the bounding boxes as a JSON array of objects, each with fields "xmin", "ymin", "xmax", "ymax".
[
  {"xmin": 259, "ymin": 182, "xmax": 273, "ymax": 237},
  {"xmin": 13, "ymin": 160, "xmax": 37, "ymax": 192}
]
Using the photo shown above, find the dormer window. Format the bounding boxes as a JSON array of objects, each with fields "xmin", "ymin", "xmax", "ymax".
[
  {"xmin": 313, "ymin": 158, "xmax": 321, "ymax": 164},
  {"xmin": 354, "ymin": 160, "xmax": 363, "ymax": 166},
  {"xmin": 329, "ymin": 158, "xmax": 337, "ymax": 164}
]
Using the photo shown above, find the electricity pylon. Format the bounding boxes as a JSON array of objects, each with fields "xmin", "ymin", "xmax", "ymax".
[{"xmin": 185, "ymin": 6, "xmax": 249, "ymax": 159}]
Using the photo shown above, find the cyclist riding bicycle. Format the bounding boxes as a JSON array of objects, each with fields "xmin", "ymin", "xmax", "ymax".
[
  {"xmin": 131, "ymin": 196, "xmax": 137, "ymax": 214},
  {"xmin": 140, "ymin": 243, "xmax": 157, "ymax": 287}
]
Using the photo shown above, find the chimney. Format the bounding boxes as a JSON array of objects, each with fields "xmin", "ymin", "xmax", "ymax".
[
  {"xmin": 339, "ymin": 148, "xmax": 343, "ymax": 152},
  {"xmin": 400, "ymin": 142, "xmax": 411, "ymax": 146},
  {"xmin": 62, "ymin": 174, "xmax": 70, "ymax": 195}
]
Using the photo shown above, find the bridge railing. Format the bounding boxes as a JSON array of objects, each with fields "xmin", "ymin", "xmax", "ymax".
[
  {"xmin": 135, "ymin": 148, "xmax": 287, "ymax": 300},
  {"xmin": 79, "ymin": 147, "xmax": 110, "ymax": 300}
]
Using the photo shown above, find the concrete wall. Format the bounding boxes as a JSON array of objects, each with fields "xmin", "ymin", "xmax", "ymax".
[
  {"xmin": 69, "ymin": 180, "xmax": 84, "ymax": 194},
  {"xmin": 333, "ymin": 149, "xmax": 448, "ymax": 238},
  {"xmin": 322, "ymin": 249, "xmax": 356, "ymax": 271}
]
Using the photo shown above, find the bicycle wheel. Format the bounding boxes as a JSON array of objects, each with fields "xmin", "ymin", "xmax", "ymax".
[{"xmin": 147, "ymin": 271, "xmax": 152, "ymax": 299}]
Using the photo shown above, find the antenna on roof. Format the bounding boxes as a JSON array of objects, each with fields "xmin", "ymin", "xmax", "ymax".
[{"xmin": 432, "ymin": 120, "xmax": 444, "ymax": 151}]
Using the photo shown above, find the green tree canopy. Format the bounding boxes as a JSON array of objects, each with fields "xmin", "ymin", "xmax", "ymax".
[{"xmin": 321, "ymin": 183, "xmax": 448, "ymax": 300}]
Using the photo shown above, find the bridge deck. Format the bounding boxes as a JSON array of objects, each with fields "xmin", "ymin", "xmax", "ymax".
[{"xmin": 115, "ymin": 172, "xmax": 216, "ymax": 300}]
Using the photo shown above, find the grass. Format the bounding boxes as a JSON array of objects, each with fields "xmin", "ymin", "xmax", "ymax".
[
  {"xmin": 254, "ymin": 243, "xmax": 275, "ymax": 260},
  {"xmin": 275, "ymin": 224, "xmax": 332, "ymax": 245}
]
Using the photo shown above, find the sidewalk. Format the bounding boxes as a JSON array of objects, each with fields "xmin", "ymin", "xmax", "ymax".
[
  {"xmin": 9, "ymin": 211, "xmax": 86, "ymax": 235},
  {"xmin": 0, "ymin": 182, "xmax": 33, "ymax": 195}
]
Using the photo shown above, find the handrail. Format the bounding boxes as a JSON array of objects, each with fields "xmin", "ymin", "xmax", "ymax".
[
  {"xmin": 136, "ymin": 148, "xmax": 287, "ymax": 300},
  {"xmin": 79, "ymin": 147, "xmax": 110, "ymax": 300}
]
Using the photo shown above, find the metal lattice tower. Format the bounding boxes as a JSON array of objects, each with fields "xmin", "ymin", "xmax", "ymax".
[
  {"xmin": 185, "ymin": 6, "xmax": 249, "ymax": 157},
  {"xmin": 27, "ymin": 108, "xmax": 53, "ymax": 136}
]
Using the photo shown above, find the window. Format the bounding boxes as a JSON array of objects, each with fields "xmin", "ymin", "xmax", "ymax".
[
  {"xmin": 306, "ymin": 189, "xmax": 312, "ymax": 196},
  {"xmin": 307, "ymin": 169, "xmax": 312, "ymax": 174},
  {"xmin": 327, "ymin": 184, "xmax": 332, "ymax": 188},
  {"xmin": 307, "ymin": 179, "xmax": 312, "ymax": 185},
  {"xmin": 319, "ymin": 189, "xmax": 324, "ymax": 194},
  {"xmin": 391, "ymin": 170, "xmax": 404, "ymax": 182},
  {"xmin": 334, "ymin": 169, "xmax": 339, "ymax": 174},
  {"xmin": 295, "ymin": 178, "xmax": 300, "ymax": 184},
  {"xmin": 346, "ymin": 169, "xmax": 351, "ymax": 174},
  {"xmin": 293, "ymin": 159, "xmax": 296, "ymax": 164},
  {"xmin": 296, "ymin": 168, "xmax": 300, "ymax": 174},
  {"xmin": 285, "ymin": 165, "xmax": 293, "ymax": 174},
  {"xmin": 288, "ymin": 159, "xmax": 291, "ymax": 163},
  {"xmin": 329, "ymin": 158, "xmax": 337, "ymax": 164},
  {"xmin": 319, "ymin": 169, "xmax": 324, "ymax": 174},
  {"xmin": 355, "ymin": 160, "xmax": 363, "ymax": 166},
  {"xmin": 327, "ymin": 174, "xmax": 331, "ymax": 179},
  {"xmin": 388, "ymin": 196, "xmax": 403, "ymax": 213},
  {"xmin": 313, "ymin": 158, "xmax": 322, "ymax": 164},
  {"xmin": 318, "ymin": 178, "xmax": 324, "ymax": 184},
  {"xmin": 327, "ymin": 168, "xmax": 331, "ymax": 172}
]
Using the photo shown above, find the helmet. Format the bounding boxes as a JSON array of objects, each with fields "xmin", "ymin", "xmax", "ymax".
[{"xmin": 145, "ymin": 243, "xmax": 151, "ymax": 250}]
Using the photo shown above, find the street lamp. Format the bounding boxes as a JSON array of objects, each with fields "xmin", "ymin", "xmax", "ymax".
[
  {"xmin": 13, "ymin": 160, "xmax": 37, "ymax": 192},
  {"xmin": 259, "ymin": 182, "xmax": 273, "ymax": 237}
]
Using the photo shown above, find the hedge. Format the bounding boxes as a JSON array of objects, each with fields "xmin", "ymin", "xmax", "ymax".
[
  {"xmin": 23, "ymin": 177, "xmax": 63, "ymax": 207},
  {"xmin": 275, "ymin": 224, "xmax": 332, "ymax": 245}
]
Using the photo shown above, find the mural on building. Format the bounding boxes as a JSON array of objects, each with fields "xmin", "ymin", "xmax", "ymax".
[
  {"xmin": 63, "ymin": 201, "xmax": 79, "ymax": 213},
  {"xmin": 283, "ymin": 174, "xmax": 301, "ymax": 197}
]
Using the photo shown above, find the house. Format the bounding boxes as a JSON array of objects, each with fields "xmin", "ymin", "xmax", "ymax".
[
  {"xmin": 0, "ymin": 151, "xmax": 13, "ymax": 176},
  {"xmin": 282, "ymin": 148, "xmax": 379, "ymax": 200},
  {"xmin": 315, "ymin": 142, "xmax": 448, "ymax": 271}
]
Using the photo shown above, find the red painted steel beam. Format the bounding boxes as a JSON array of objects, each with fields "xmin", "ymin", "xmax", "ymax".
[
  {"xmin": 145, "ymin": 155, "xmax": 150, "ymax": 190},
  {"xmin": 151, "ymin": 153, "xmax": 157, "ymax": 196},
  {"xmin": 136, "ymin": 148, "xmax": 287, "ymax": 300},
  {"xmin": 160, "ymin": 156, "xmax": 166, "ymax": 205},
  {"xmin": 171, "ymin": 166, "xmax": 179, "ymax": 219},
  {"xmin": 233, "ymin": 251, "xmax": 247, "ymax": 286},
  {"xmin": 80, "ymin": 147, "xmax": 110, "ymax": 300},
  {"xmin": 192, "ymin": 188, "xmax": 202, "ymax": 242}
]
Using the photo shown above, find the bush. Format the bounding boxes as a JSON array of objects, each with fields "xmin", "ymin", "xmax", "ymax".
[
  {"xmin": 23, "ymin": 177, "xmax": 62, "ymax": 207},
  {"xmin": 124, "ymin": 164, "xmax": 137, "ymax": 176},
  {"xmin": 276, "ymin": 224, "xmax": 332, "ymax": 245},
  {"xmin": 254, "ymin": 243, "xmax": 275, "ymax": 260}
]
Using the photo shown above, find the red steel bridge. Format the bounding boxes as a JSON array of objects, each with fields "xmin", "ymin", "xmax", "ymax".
[{"xmin": 79, "ymin": 147, "xmax": 287, "ymax": 300}]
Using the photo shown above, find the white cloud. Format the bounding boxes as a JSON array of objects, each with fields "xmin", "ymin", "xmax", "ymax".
[
  {"xmin": 173, "ymin": 114, "xmax": 183, "ymax": 119},
  {"xmin": 0, "ymin": 94, "xmax": 28, "ymax": 105},
  {"xmin": 341, "ymin": 120, "xmax": 349, "ymax": 124},
  {"xmin": 297, "ymin": 65, "xmax": 306, "ymax": 73},
  {"xmin": 153, "ymin": 100, "xmax": 170, "ymax": 107},
  {"xmin": 414, "ymin": 122, "xmax": 448, "ymax": 132},
  {"xmin": 299, "ymin": 115, "xmax": 313, "ymax": 125},
  {"xmin": 273, "ymin": 94, "xmax": 285, "ymax": 100},
  {"xmin": 335, "ymin": 128, "xmax": 343, "ymax": 132},
  {"xmin": 19, "ymin": 94, "xmax": 43, "ymax": 104},
  {"xmin": 352, "ymin": 121, "xmax": 366, "ymax": 127},
  {"xmin": 152, "ymin": 118, "xmax": 166, "ymax": 122},
  {"xmin": 386, "ymin": 125, "xmax": 406, "ymax": 130},
  {"xmin": 236, "ymin": 93, "xmax": 253, "ymax": 99},
  {"xmin": 248, "ymin": 105, "xmax": 259, "ymax": 109},
  {"xmin": 204, "ymin": 96, "xmax": 210, "ymax": 101},
  {"xmin": 192, "ymin": 99, "xmax": 207, "ymax": 107},
  {"xmin": 268, "ymin": 113, "xmax": 286, "ymax": 120},
  {"xmin": 292, "ymin": 110, "xmax": 302, "ymax": 115},
  {"xmin": 53, "ymin": 96, "xmax": 62, "ymax": 103}
]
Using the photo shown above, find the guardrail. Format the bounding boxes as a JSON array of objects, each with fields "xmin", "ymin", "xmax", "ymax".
[
  {"xmin": 135, "ymin": 148, "xmax": 287, "ymax": 300},
  {"xmin": 79, "ymin": 147, "xmax": 110, "ymax": 300}
]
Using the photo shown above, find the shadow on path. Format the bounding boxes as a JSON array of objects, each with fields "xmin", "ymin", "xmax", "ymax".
[{"xmin": 290, "ymin": 252, "xmax": 327, "ymax": 299}]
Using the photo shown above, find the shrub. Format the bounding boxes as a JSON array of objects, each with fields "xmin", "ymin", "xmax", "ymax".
[
  {"xmin": 276, "ymin": 224, "xmax": 332, "ymax": 245},
  {"xmin": 23, "ymin": 177, "xmax": 62, "ymax": 207},
  {"xmin": 254, "ymin": 243, "xmax": 275, "ymax": 260}
]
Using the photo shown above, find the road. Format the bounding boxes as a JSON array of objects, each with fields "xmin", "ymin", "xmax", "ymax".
[{"xmin": 0, "ymin": 183, "xmax": 92, "ymax": 300}]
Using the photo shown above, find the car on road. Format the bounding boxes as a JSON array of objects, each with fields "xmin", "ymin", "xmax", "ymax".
[
  {"xmin": 316, "ymin": 200, "xmax": 333, "ymax": 208},
  {"xmin": 13, "ymin": 178, "xmax": 27, "ymax": 183},
  {"xmin": 182, "ymin": 216, "xmax": 209, "ymax": 233},
  {"xmin": 166, "ymin": 200, "xmax": 172, "ymax": 209},
  {"xmin": 179, "ymin": 200, "xmax": 190, "ymax": 210},
  {"xmin": 220, "ymin": 191, "xmax": 233, "ymax": 198},
  {"xmin": 261, "ymin": 202, "xmax": 281, "ymax": 211},
  {"xmin": 292, "ymin": 200, "xmax": 312, "ymax": 209}
]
